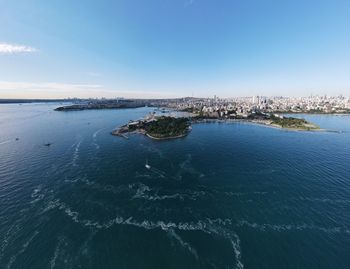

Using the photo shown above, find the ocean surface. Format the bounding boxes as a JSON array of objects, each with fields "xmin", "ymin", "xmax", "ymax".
[{"xmin": 0, "ymin": 103, "xmax": 350, "ymax": 269}]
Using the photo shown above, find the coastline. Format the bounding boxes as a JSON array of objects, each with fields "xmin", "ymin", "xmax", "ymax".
[
  {"xmin": 112, "ymin": 129, "xmax": 189, "ymax": 140},
  {"xmin": 112, "ymin": 113, "xmax": 344, "ymax": 142},
  {"xmin": 145, "ymin": 132, "xmax": 189, "ymax": 140},
  {"xmin": 191, "ymin": 118, "xmax": 329, "ymax": 132}
]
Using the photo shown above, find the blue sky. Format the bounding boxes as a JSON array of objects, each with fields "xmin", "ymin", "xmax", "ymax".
[{"xmin": 0, "ymin": 0, "xmax": 349, "ymax": 98}]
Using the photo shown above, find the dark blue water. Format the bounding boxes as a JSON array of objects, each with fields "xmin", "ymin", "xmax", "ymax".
[{"xmin": 1, "ymin": 103, "xmax": 350, "ymax": 269}]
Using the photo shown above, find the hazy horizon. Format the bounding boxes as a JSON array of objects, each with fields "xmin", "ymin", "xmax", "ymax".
[{"xmin": 1, "ymin": 0, "xmax": 350, "ymax": 98}]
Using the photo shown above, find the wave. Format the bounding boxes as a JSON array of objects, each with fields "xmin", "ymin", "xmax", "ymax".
[
  {"xmin": 236, "ymin": 220, "xmax": 350, "ymax": 234},
  {"xmin": 49, "ymin": 237, "xmax": 67, "ymax": 269},
  {"xmin": 44, "ymin": 198, "xmax": 218, "ymax": 232},
  {"xmin": 43, "ymin": 198, "xmax": 350, "ymax": 268},
  {"xmin": 135, "ymin": 172, "xmax": 152, "ymax": 179},
  {"xmin": 6, "ymin": 231, "xmax": 39, "ymax": 269},
  {"xmin": 167, "ymin": 229, "xmax": 199, "ymax": 260},
  {"xmin": 0, "ymin": 139, "xmax": 12, "ymax": 146},
  {"xmin": 132, "ymin": 183, "xmax": 151, "ymax": 197},
  {"xmin": 148, "ymin": 166, "xmax": 167, "ymax": 178},
  {"xmin": 230, "ymin": 233, "xmax": 244, "ymax": 269},
  {"xmin": 92, "ymin": 128, "xmax": 105, "ymax": 150},
  {"xmin": 295, "ymin": 197, "xmax": 350, "ymax": 204},
  {"xmin": 64, "ymin": 178, "xmax": 150, "ymax": 198},
  {"xmin": 0, "ymin": 223, "xmax": 19, "ymax": 262},
  {"xmin": 200, "ymin": 224, "xmax": 244, "ymax": 269},
  {"xmin": 72, "ymin": 140, "xmax": 82, "ymax": 167},
  {"xmin": 30, "ymin": 185, "xmax": 46, "ymax": 204},
  {"xmin": 224, "ymin": 191, "xmax": 268, "ymax": 197},
  {"xmin": 92, "ymin": 128, "xmax": 104, "ymax": 139},
  {"xmin": 92, "ymin": 142, "xmax": 100, "ymax": 150},
  {"xmin": 78, "ymin": 230, "xmax": 97, "ymax": 257},
  {"xmin": 133, "ymin": 190, "xmax": 207, "ymax": 202},
  {"xmin": 134, "ymin": 193, "xmax": 184, "ymax": 201}
]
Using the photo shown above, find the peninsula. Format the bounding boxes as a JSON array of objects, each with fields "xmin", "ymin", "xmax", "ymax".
[
  {"xmin": 112, "ymin": 111, "xmax": 320, "ymax": 141},
  {"xmin": 112, "ymin": 115, "xmax": 191, "ymax": 140}
]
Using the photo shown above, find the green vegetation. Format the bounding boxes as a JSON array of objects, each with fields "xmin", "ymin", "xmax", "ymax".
[
  {"xmin": 270, "ymin": 115, "xmax": 319, "ymax": 130},
  {"xmin": 145, "ymin": 117, "xmax": 190, "ymax": 138}
]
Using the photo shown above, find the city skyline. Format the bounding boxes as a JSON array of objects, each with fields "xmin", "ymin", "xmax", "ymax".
[{"xmin": 1, "ymin": 0, "xmax": 350, "ymax": 98}]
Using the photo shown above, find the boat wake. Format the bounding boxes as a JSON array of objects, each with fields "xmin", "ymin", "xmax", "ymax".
[
  {"xmin": 72, "ymin": 139, "xmax": 83, "ymax": 167},
  {"xmin": 0, "ymin": 139, "xmax": 12, "ymax": 146},
  {"xmin": 92, "ymin": 128, "xmax": 105, "ymax": 150}
]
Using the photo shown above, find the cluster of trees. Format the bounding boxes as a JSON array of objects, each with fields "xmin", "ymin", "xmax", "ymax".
[
  {"xmin": 145, "ymin": 117, "xmax": 190, "ymax": 138},
  {"xmin": 270, "ymin": 115, "xmax": 308, "ymax": 128}
]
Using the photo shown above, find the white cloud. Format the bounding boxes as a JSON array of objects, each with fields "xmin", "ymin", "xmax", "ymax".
[
  {"xmin": 0, "ymin": 42, "xmax": 38, "ymax": 54},
  {"xmin": 0, "ymin": 81, "xmax": 179, "ymax": 99}
]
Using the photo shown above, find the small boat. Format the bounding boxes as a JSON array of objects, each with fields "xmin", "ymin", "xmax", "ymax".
[
  {"xmin": 145, "ymin": 160, "xmax": 151, "ymax": 169},
  {"xmin": 15, "ymin": 138, "xmax": 19, "ymax": 141},
  {"xmin": 44, "ymin": 143, "xmax": 52, "ymax": 147}
]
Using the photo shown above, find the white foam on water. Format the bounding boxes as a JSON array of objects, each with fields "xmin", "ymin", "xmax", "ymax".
[
  {"xmin": 65, "ymin": 176, "xmax": 130, "ymax": 196},
  {"xmin": 135, "ymin": 193, "xmax": 184, "ymax": 201},
  {"xmin": 42, "ymin": 199, "xmax": 62, "ymax": 213},
  {"xmin": 92, "ymin": 142, "xmax": 100, "ymax": 150},
  {"xmin": 296, "ymin": 197, "xmax": 350, "ymax": 204},
  {"xmin": 230, "ymin": 233, "xmax": 244, "ymax": 269},
  {"xmin": 44, "ymin": 197, "xmax": 233, "ymax": 234},
  {"xmin": 0, "ymin": 223, "xmax": 19, "ymax": 261},
  {"xmin": 6, "ymin": 231, "xmax": 39, "ymax": 269},
  {"xmin": 149, "ymin": 167, "xmax": 167, "ymax": 178},
  {"xmin": 205, "ymin": 224, "xmax": 244, "ymax": 269},
  {"xmin": 92, "ymin": 128, "xmax": 104, "ymax": 139},
  {"xmin": 224, "ymin": 191, "xmax": 268, "ymax": 197},
  {"xmin": 31, "ymin": 186, "xmax": 42, "ymax": 197},
  {"xmin": 133, "ymin": 190, "xmax": 207, "ymax": 202},
  {"xmin": 236, "ymin": 220, "xmax": 350, "ymax": 234},
  {"xmin": 92, "ymin": 128, "xmax": 105, "ymax": 150},
  {"xmin": 49, "ymin": 237, "xmax": 67, "ymax": 269},
  {"xmin": 43, "ymin": 199, "xmax": 246, "ymax": 268},
  {"xmin": 167, "ymin": 229, "xmax": 199, "ymax": 260},
  {"xmin": 79, "ymin": 230, "xmax": 97, "ymax": 257},
  {"xmin": 30, "ymin": 185, "xmax": 46, "ymax": 204},
  {"xmin": 71, "ymin": 139, "xmax": 82, "ymax": 167},
  {"xmin": 48, "ymin": 198, "xmax": 213, "ymax": 233},
  {"xmin": 132, "ymin": 183, "xmax": 151, "ymax": 198},
  {"xmin": 0, "ymin": 139, "xmax": 12, "ymax": 146},
  {"xmin": 135, "ymin": 172, "xmax": 152, "ymax": 179},
  {"xmin": 206, "ymin": 218, "xmax": 233, "ymax": 226}
]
